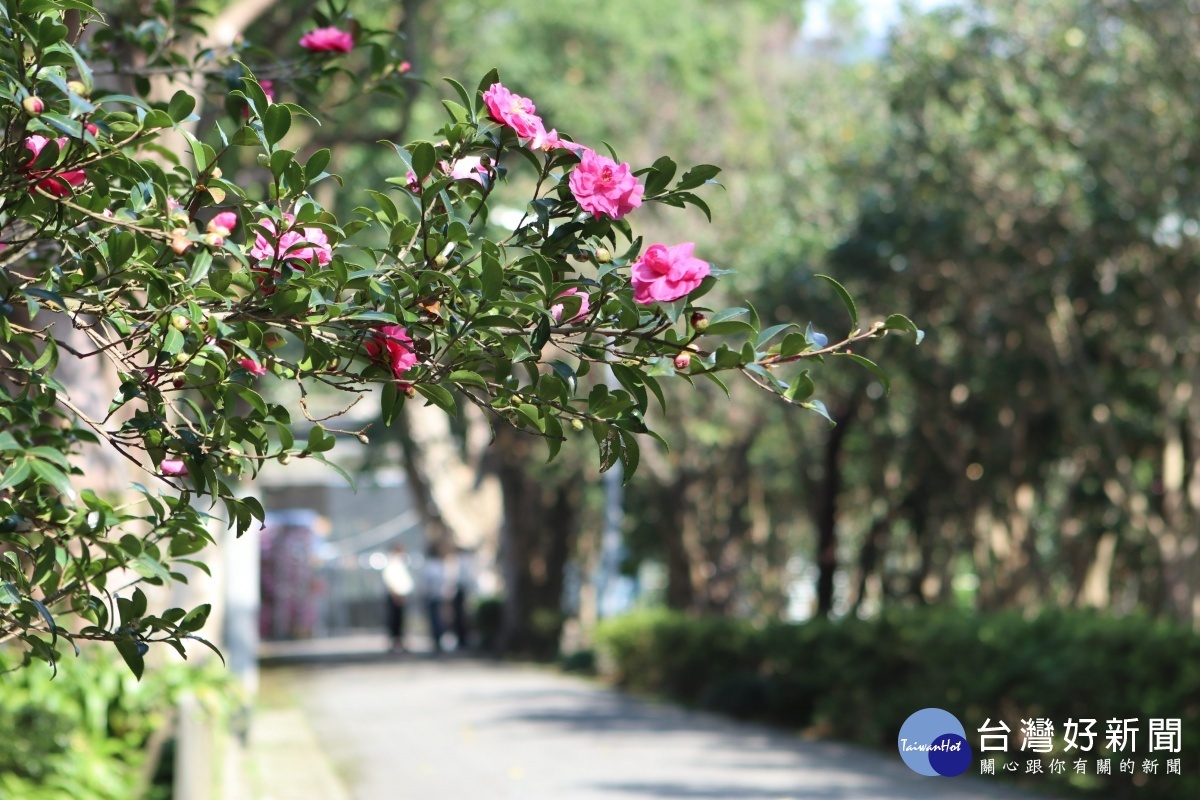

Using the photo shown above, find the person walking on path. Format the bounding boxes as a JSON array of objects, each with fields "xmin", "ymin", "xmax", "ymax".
[
  {"xmin": 451, "ymin": 546, "xmax": 475, "ymax": 650},
  {"xmin": 382, "ymin": 543, "xmax": 414, "ymax": 653},
  {"xmin": 421, "ymin": 543, "xmax": 447, "ymax": 653}
]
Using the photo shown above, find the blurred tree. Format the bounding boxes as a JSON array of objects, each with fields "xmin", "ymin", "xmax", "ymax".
[{"xmin": 833, "ymin": 0, "xmax": 1200, "ymax": 625}]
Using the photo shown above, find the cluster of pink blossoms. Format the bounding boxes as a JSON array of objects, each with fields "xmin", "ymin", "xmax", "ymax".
[
  {"xmin": 365, "ymin": 324, "xmax": 418, "ymax": 383},
  {"xmin": 247, "ymin": 213, "xmax": 332, "ymax": 294},
  {"xmin": 23, "ymin": 134, "xmax": 88, "ymax": 197},
  {"xmin": 483, "ymin": 82, "xmax": 711, "ymax": 307}
]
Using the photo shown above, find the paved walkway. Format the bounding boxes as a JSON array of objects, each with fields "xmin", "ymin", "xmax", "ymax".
[{"xmin": 257, "ymin": 654, "xmax": 1052, "ymax": 800}]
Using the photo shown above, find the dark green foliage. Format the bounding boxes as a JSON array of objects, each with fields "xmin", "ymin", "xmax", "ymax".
[{"xmin": 597, "ymin": 609, "xmax": 1200, "ymax": 799}]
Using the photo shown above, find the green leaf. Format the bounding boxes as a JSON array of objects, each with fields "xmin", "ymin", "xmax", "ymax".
[
  {"xmin": 785, "ymin": 370, "xmax": 815, "ymax": 402},
  {"xmin": 167, "ymin": 89, "xmax": 196, "ymax": 123},
  {"xmin": 883, "ymin": 313, "xmax": 925, "ymax": 344},
  {"xmin": 703, "ymin": 320, "xmax": 754, "ymax": 337},
  {"xmin": 179, "ymin": 603, "xmax": 212, "ymax": 632},
  {"xmin": 448, "ymin": 370, "xmax": 488, "ymax": 390},
  {"xmin": 756, "ymin": 323, "xmax": 793, "ymax": 349},
  {"xmin": 132, "ymin": 554, "xmax": 171, "ymax": 583},
  {"xmin": 115, "ymin": 640, "xmax": 145, "ymax": 680},
  {"xmin": 444, "ymin": 77, "xmax": 474, "ymax": 113},
  {"xmin": 29, "ymin": 460, "xmax": 74, "ymax": 499},
  {"xmin": 802, "ymin": 399, "xmax": 835, "ymax": 427},
  {"xmin": 263, "ymin": 105, "xmax": 292, "ymax": 146},
  {"xmin": 306, "ymin": 148, "xmax": 332, "ymax": 183},
  {"xmin": 618, "ymin": 430, "xmax": 640, "ymax": 484},
  {"xmin": 815, "ymin": 274, "xmax": 858, "ymax": 329},
  {"xmin": 415, "ymin": 383, "xmax": 457, "ymax": 416},
  {"xmin": 412, "ymin": 142, "xmax": 436, "ymax": 181},
  {"xmin": 0, "ymin": 458, "xmax": 32, "ymax": 492},
  {"xmin": 838, "ymin": 353, "xmax": 890, "ymax": 394},
  {"xmin": 643, "ymin": 156, "xmax": 677, "ymax": 196},
  {"xmin": 675, "ymin": 164, "xmax": 722, "ymax": 191},
  {"xmin": 0, "ymin": 582, "xmax": 20, "ymax": 605}
]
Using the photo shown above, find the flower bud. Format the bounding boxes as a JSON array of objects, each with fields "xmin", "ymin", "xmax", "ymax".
[
  {"xmin": 171, "ymin": 315, "xmax": 190, "ymax": 331},
  {"xmin": 570, "ymin": 419, "xmax": 585, "ymax": 432},
  {"xmin": 594, "ymin": 246, "xmax": 612, "ymax": 264},
  {"xmin": 170, "ymin": 229, "xmax": 191, "ymax": 255},
  {"xmin": 278, "ymin": 453, "xmax": 292, "ymax": 465},
  {"xmin": 357, "ymin": 433, "xmax": 370, "ymax": 445},
  {"xmin": 211, "ymin": 166, "xmax": 223, "ymax": 179},
  {"xmin": 674, "ymin": 351, "xmax": 692, "ymax": 371},
  {"xmin": 204, "ymin": 233, "xmax": 224, "ymax": 248},
  {"xmin": 173, "ymin": 377, "xmax": 186, "ymax": 389},
  {"xmin": 434, "ymin": 254, "xmax": 449, "ymax": 268},
  {"xmin": 399, "ymin": 61, "xmax": 412, "ymax": 74},
  {"xmin": 404, "ymin": 385, "xmax": 417, "ymax": 399},
  {"xmin": 690, "ymin": 312, "xmax": 708, "ymax": 333},
  {"xmin": 22, "ymin": 96, "xmax": 44, "ymax": 116},
  {"xmin": 67, "ymin": 81, "xmax": 89, "ymax": 97}
]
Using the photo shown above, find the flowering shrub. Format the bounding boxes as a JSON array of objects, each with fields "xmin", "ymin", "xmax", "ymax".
[{"xmin": 0, "ymin": 0, "xmax": 919, "ymax": 674}]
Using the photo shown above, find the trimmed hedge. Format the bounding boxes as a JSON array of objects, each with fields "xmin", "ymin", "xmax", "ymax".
[{"xmin": 596, "ymin": 608, "xmax": 1200, "ymax": 799}]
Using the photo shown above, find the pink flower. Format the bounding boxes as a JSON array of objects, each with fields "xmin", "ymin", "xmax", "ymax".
[
  {"xmin": 568, "ymin": 149, "xmax": 643, "ymax": 220},
  {"xmin": 550, "ymin": 288, "xmax": 590, "ymax": 323},
  {"xmin": 405, "ymin": 170, "xmax": 423, "ymax": 193},
  {"xmin": 248, "ymin": 214, "xmax": 332, "ymax": 267},
  {"xmin": 208, "ymin": 211, "xmax": 238, "ymax": 237},
  {"xmin": 481, "ymin": 83, "xmax": 544, "ymax": 140},
  {"xmin": 440, "ymin": 156, "xmax": 488, "ymax": 185},
  {"xmin": 299, "ymin": 26, "xmax": 354, "ymax": 53},
  {"xmin": 630, "ymin": 243, "xmax": 710, "ymax": 305},
  {"xmin": 365, "ymin": 325, "xmax": 418, "ymax": 381},
  {"xmin": 530, "ymin": 125, "xmax": 584, "ymax": 153},
  {"xmin": 23, "ymin": 135, "xmax": 86, "ymax": 197},
  {"xmin": 399, "ymin": 61, "xmax": 411, "ymax": 74},
  {"xmin": 237, "ymin": 358, "xmax": 268, "ymax": 377},
  {"xmin": 160, "ymin": 459, "xmax": 188, "ymax": 477}
]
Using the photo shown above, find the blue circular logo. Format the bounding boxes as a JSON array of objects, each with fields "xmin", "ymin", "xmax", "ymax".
[{"xmin": 898, "ymin": 708, "xmax": 972, "ymax": 777}]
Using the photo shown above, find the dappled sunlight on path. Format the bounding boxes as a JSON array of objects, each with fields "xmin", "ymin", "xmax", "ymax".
[{"xmin": 262, "ymin": 658, "xmax": 1056, "ymax": 800}]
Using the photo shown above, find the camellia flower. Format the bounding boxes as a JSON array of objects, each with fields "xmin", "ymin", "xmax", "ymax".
[
  {"xmin": 24, "ymin": 135, "xmax": 86, "ymax": 198},
  {"xmin": 550, "ymin": 288, "xmax": 591, "ymax": 323},
  {"xmin": 630, "ymin": 242, "xmax": 711, "ymax": 305},
  {"xmin": 530, "ymin": 125, "xmax": 585, "ymax": 153},
  {"xmin": 481, "ymin": 83, "xmax": 544, "ymax": 140},
  {"xmin": 208, "ymin": 211, "xmax": 238, "ymax": 237},
  {"xmin": 399, "ymin": 61, "xmax": 411, "ymax": 74},
  {"xmin": 160, "ymin": 459, "xmax": 188, "ymax": 477},
  {"xmin": 248, "ymin": 214, "xmax": 332, "ymax": 294},
  {"xmin": 440, "ymin": 156, "xmax": 488, "ymax": 186},
  {"xmin": 299, "ymin": 26, "xmax": 354, "ymax": 53},
  {"xmin": 568, "ymin": 149, "xmax": 643, "ymax": 221},
  {"xmin": 236, "ymin": 358, "xmax": 268, "ymax": 377},
  {"xmin": 248, "ymin": 214, "xmax": 332, "ymax": 267},
  {"xmin": 405, "ymin": 170, "xmax": 422, "ymax": 193},
  {"xmin": 365, "ymin": 325, "xmax": 418, "ymax": 381}
]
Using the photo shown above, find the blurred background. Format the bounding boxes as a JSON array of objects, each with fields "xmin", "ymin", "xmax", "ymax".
[{"xmin": 4, "ymin": 0, "xmax": 1200, "ymax": 798}]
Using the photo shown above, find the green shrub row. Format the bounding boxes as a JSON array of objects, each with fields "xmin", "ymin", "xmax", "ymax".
[
  {"xmin": 0, "ymin": 648, "xmax": 234, "ymax": 800},
  {"xmin": 595, "ymin": 607, "xmax": 1200, "ymax": 799}
]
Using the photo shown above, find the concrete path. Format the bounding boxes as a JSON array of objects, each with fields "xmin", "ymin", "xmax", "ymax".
[{"xmin": 261, "ymin": 655, "xmax": 1051, "ymax": 800}]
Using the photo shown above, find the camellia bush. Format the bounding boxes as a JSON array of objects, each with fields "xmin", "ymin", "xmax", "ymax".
[{"xmin": 0, "ymin": 0, "xmax": 920, "ymax": 675}]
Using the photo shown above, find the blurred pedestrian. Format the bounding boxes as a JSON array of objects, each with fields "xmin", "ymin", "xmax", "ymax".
[
  {"xmin": 451, "ymin": 546, "xmax": 475, "ymax": 650},
  {"xmin": 382, "ymin": 543, "xmax": 414, "ymax": 653},
  {"xmin": 422, "ymin": 543, "xmax": 447, "ymax": 652}
]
